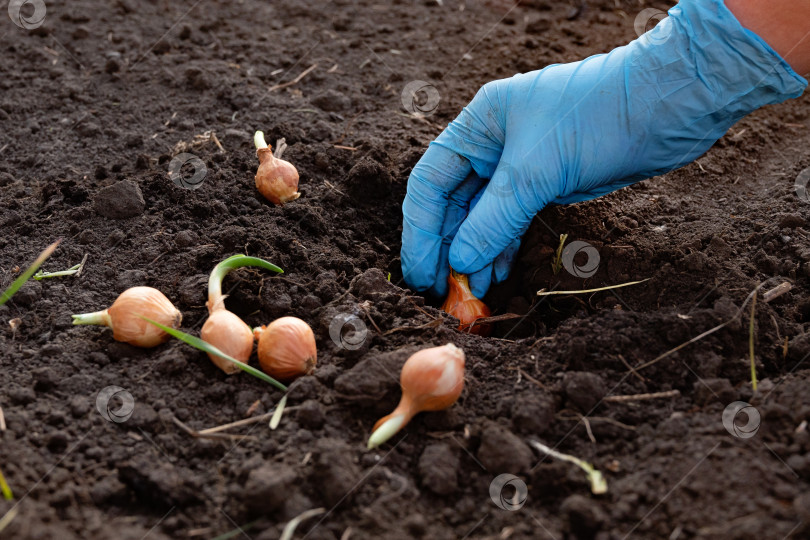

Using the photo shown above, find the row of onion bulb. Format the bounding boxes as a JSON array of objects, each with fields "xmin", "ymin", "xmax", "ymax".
[
  {"xmin": 71, "ymin": 278, "xmax": 467, "ymax": 447},
  {"xmin": 70, "ymin": 131, "xmax": 482, "ymax": 444},
  {"xmin": 71, "ymin": 255, "xmax": 316, "ymax": 382},
  {"xmin": 70, "ymin": 270, "xmax": 472, "ymax": 448}
]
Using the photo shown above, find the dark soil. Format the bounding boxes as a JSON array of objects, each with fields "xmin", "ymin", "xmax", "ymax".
[{"xmin": 2, "ymin": 0, "xmax": 810, "ymax": 539}]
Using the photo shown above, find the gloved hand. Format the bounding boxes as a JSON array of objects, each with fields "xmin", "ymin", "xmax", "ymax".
[{"xmin": 401, "ymin": 0, "xmax": 806, "ymax": 299}]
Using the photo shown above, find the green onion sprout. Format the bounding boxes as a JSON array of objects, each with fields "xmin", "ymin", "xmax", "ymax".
[
  {"xmin": 0, "ymin": 239, "xmax": 60, "ymax": 306},
  {"xmin": 529, "ymin": 439, "xmax": 607, "ymax": 495}
]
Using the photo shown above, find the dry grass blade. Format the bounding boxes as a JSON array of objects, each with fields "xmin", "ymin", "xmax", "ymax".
[
  {"xmin": 537, "ymin": 278, "xmax": 650, "ymax": 297},
  {"xmin": 551, "ymin": 233, "xmax": 568, "ymax": 275},
  {"xmin": 198, "ymin": 411, "xmax": 273, "ymax": 435},
  {"xmin": 171, "ymin": 415, "xmax": 256, "ymax": 442},
  {"xmin": 617, "ymin": 354, "xmax": 646, "ymax": 383},
  {"xmin": 196, "ymin": 406, "xmax": 300, "ymax": 436},
  {"xmin": 0, "ymin": 506, "xmax": 19, "ymax": 534},
  {"xmin": 556, "ymin": 411, "xmax": 637, "ymax": 432},
  {"xmin": 749, "ymin": 290, "xmax": 758, "ymax": 392},
  {"xmin": 603, "ymin": 390, "xmax": 680, "ymax": 403},
  {"xmin": 0, "ymin": 239, "xmax": 60, "ymax": 306},
  {"xmin": 762, "ymin": 281, "xmax": 791, "ymax": 303},
  {"xmin": 459, "ymin": 313, "xmax": 525, "ymax": 332},
  {"xmin": 517, "ymin": 368, "xmax": 546, "ymax": 389},
  {"xmin": 269, "ymin": 63, "xmax": 318, "ymax": 92},
  {"xmin": 383, "ymin": 317, "xmax": 442, "ymax": 336}
]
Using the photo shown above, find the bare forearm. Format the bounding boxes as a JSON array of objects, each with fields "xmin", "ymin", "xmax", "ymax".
[{"xmin": 726, "ymin": 0, "xmax": 810, "ymax": 74}]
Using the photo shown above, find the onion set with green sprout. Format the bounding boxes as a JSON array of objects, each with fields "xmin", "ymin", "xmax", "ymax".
[
  {"xmin": 368, "ymin": 344, "xmax": 466, "ymax": 449},
  {"xmin": 254, "ymin": 130, "xmax": 300, "ymax": 205},
  {"xmin": 72, "ymin": 287, "xmax": 182, "ymax": 347},
  {"xmin": 202, "ymin": 254, "xmax": 282, "ymax": 374}
]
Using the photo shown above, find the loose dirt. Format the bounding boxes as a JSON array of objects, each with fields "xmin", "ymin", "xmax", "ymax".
[{"xmin": 2, "ymin": 1, "xmax": 810, "ymax": 538}]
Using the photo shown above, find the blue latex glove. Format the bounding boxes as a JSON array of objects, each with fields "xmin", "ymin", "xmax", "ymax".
[{"xmin": 401, "ymin": 0, "xmax": 806, "ymax": 299}]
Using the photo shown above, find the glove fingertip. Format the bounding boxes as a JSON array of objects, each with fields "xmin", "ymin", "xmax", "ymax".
[{"xmin": 468, "ymin": 267, "xmax": 492, "ymax": 299}]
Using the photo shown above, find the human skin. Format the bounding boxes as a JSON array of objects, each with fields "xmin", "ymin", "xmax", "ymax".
[{"xmin": 726, "ymin": 0, "xmax": 810, "ymax": 74}]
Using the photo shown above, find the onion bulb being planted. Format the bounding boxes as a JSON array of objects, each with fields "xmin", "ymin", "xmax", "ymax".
[
  {"xmin": 202, "ymin": 255, "xmax": 283, "ymax": 374},
  {"xmin": 368, "ymin": 343, "xmax": 465, "ymax": 449},
  {"xmin": 254, "ymin": 317, "xmax": 317, "ymax": 381},
  {"xmin": 254, "ymin": 130, "xmax": 300, "ymax": 205},
  {"xmin": 72, "ymin": 287, "xmax": 182, "ymax": 347},
  {"xmin": 441, "ymin": 269, "xmax": 491, "ymax": 335}
]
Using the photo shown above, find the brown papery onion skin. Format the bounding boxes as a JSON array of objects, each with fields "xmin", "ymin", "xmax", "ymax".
[
  {"xmin": 255, "ymin": 147, "xmax": 300, "ymax": 205},
  {"xmin": 200, "ymin": 309, "xmax": 253, "ymax": 374},
  {"xmin": 368, "ymin": 343, "xmax": 465, "ymax": 448},
  {"xmin": 441, "ymin": 270, "xmax": 491, "ymax": 336},
  {"xmin": 254, "ymin": 317, "xmax": 317, "ymax": 381},
  {"xmin": 72, "ymin": 287, "xmax": 182, "ymax": 348}
]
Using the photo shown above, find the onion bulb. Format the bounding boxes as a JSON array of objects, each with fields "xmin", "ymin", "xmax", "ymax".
[
  {"xmin": 368, "ymin": 343, "xmax": 465, "ymax": 449},
  {"xmin": 201, "ymin": 255, "xmax": 283, "ymax": 374},
  {"xmin": 441, "ymin": 269, "xmax": 491, "ymax": 335},
  {"xmin": 201, "ymin": 309, "xmax": 254, "ymax": 374},
  {"xmin": 254, "ymin": 131, "xmax": 300, "ymax": 205},
  {"xmin": 254, "ymin": 316, "xmax": 317, "ymax": 381},
  {"xmin": 72, "ymin": 286, "xmax": 182, "ymax": 348}
]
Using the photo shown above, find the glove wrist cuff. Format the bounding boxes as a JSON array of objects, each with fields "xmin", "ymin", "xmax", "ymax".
[{"xmin": 659, "ymin": 0, "xmax": 807, "ymax": 104}]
